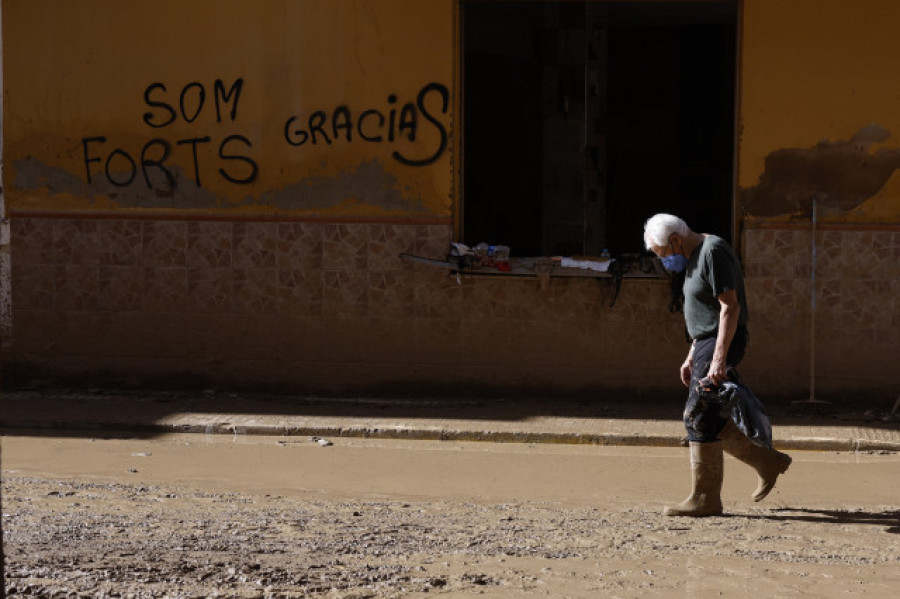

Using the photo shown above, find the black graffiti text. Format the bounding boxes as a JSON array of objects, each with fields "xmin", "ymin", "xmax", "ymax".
[
  {"xmin": 82, "ymin": 134, "xmax": 258, "ymax": 189},
  {"xmin": 283, "ymin": 82, "xmax": 449, "ymax": 166},
  {"xmin": 143, "ymin": 78, "xmax": 244, "ymax": 128},
  {"xmin": 82, "ymin": 77, "xmax": 258, "ymax": 191}
]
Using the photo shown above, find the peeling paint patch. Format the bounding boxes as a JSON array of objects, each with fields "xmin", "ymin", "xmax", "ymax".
[
  {"xmin": 259, "ymin": 159, "xmax": 430, "ymax": 214},
  {"xmin": 741, "ymin": 124, "xmax": 900, "ymax": 217},
  {"xmin": 13, "ymin": 156, "xmax": 221, "ymax": 210}
]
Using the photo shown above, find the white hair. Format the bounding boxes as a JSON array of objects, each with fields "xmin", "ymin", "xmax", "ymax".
[{"xmin": 643, "ymin": 214, "xmax": 689, "ymax": 250}]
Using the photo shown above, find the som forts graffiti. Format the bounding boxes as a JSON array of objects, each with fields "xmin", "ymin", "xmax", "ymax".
[
  {"xmin": 80, "ymin": 79, "xmax": 450, "ymax": 195},
  {"xmin": 83, "ymin": 79, "xmax": 257, "ymax": 192}
]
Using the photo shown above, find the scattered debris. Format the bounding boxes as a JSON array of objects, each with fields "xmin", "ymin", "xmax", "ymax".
[{"xmin": 881, "ymin": 396, "xmax": 900, "ymax": 423}]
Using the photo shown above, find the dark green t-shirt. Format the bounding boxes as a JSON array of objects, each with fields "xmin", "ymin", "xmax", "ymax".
[{"xmin": 683, "ymin": 235, "xmax": 749, "ymax": 340}]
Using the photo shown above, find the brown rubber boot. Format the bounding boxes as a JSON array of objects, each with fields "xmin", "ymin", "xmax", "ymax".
[
  {"xmin": 718, "ymin": 419, "xmax": 792, "ymax": 502},
  {"xmin": 663, "ymin": 441, "xmax": 724, "ymax": 517}
]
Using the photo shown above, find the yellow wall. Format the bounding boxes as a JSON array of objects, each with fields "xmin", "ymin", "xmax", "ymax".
[
  {"xmin": 739, "ymin": 0, "xmax": 900, "ymax": 223},
  {"xmin": 3, "ymin": 0, "xmax": 454, "ymax": 219}
]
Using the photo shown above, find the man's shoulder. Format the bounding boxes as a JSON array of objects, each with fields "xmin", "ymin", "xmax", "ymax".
[
  {"xmin": 702, "ymin": 235, "xmax": 736, "ymax": 258},
  {"xmin": 703, "ymin": 234, "xmax": 729, "ymax": 249}
]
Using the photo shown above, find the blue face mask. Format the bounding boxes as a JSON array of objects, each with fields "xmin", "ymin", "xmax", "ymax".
[{"xmin": 661, "ymin": 253, "xmax": 688, "ymax": 273}]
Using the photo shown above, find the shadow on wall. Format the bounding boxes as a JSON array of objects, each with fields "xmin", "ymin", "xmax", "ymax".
[{"xmin": 742, "ymin": 124, "xmax": 900, "ymax": 217}]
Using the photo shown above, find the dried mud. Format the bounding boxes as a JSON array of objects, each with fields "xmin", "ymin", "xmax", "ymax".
[{"xmin": 2, "ymin": 436, "xmax": 898, "ymax": 597}]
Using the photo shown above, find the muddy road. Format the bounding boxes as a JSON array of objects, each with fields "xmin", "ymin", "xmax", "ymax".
[{"xmin": 2, "ymin": 433, "xmax": 898, "ymax": 597}]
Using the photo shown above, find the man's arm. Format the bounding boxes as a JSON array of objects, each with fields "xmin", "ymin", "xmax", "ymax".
[{"xmin": 707, "ymin": 288, "xmax": 740, "ymax": 385}]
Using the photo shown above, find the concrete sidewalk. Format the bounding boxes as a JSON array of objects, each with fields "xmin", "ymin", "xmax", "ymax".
[{"xmin": 1, "ymin": 390, "xmax": 898, "ymax": 452}]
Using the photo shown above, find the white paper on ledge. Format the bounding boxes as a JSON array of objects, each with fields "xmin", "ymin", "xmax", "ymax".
[{"xmin": 559, "ymin": 257, "xmax": 614, "ymax": 272}]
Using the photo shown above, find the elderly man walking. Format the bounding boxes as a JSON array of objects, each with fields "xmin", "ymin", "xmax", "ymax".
[{"xmin": 643, "ymin": 213, "xmax": 792, "ymax": 517}]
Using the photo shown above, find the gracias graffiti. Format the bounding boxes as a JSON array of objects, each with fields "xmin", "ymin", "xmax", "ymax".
[
  {"xmin": 82, "ymin": 78, "xmax": 257, "ymax": 192},
  {"xmin": 283, "ymin": 82, "xmax": 448, "ymax": 167}
]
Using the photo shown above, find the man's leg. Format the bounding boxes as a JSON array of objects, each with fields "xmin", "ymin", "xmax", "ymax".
[
  {"xmin": 683, "ymin": 338, "xmax": 725, "ymax": 443},
  {"xmin": 664, "ymin": 337, "xmax": 725, "ymax": 517}
]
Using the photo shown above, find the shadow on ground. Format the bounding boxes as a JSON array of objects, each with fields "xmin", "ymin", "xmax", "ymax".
[
  {"xmin": 1, "ymin": 387, "xmax": 897, "ymax": 440},
  {"xmin": 755, "ymin": 508, "xmax": 900, "ymax": 534}
]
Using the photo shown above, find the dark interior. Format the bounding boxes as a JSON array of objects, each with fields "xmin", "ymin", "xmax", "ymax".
[{"xmin": 463, "ymin": 1, "xmax": 737, "ymax": 256}]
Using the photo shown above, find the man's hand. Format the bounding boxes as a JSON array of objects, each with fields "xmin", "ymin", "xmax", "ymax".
[
  {"xmin": 680, "ymin": 359, "xmax": 692, "ymax": 387},
  {"xmin": 706, "ymin": 358, "xmax": 728, "ymax": 385}
]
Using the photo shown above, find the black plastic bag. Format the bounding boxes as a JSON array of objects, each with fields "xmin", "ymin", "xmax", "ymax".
[{"xmin": 699, "ymin": 379, "xmax": 774, "ymax": 449}]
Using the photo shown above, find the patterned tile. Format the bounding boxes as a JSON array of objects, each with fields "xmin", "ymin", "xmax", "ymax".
[
  {"xmin": 790, "ymin": 278, "xmax": 813, "ymax": 315},
  {"xmin": 818, "ymin": 231, "xmax": 842, "ymax": 275},
  {"xmin": 142, "ymin": 221, "xmax": 188, "ymax": 267},
  {"xmin": 413, "ymin": 271, "xmax": 463, "ymax": 318},
  {"xmin": 744, "ymin": 229, "xmax": 786, "ymax": 277},
  {"xmin": 233, "ymin": 223, "xmax": 278, "ymax": 268},
  {"xmin": 276, "ymin": 268, "xmax": 323, "ymax": 317},
  {"xmin": 54, "ymin": 220, "xmax": 102, "ymax": 265},
  {"xmin": 367, "ymin": 271, "xmax": 414, "ymax": 318},
  {"xmin": 746, "ymin": 277, "xmax": 784, "ymax": 327},
  {"xmin": 770, "ymin": 230, "xmax": 797, "ymax": 278},
  {"xmin": 11, "ymin": 212, "xmax": 899, "ymax": 397},
  {"xmin": 142, "ymin": 267, "xmax": 189, "ymax": 312},
  {"xmin": 187, "ymin": 267, "xmax": 234, "ymax": 312},
  {"xmin": 547, "ymin": 278, "xmax": 604, "ymax": 322},
  {"xmin": 414, "ymin": 224, "xmax": 451, "ymax": 262},
  {"xmin": 893, "ymin": 280, "xmax": 900, "ymax": 327},
  {"xmin": 844, "ymin": 280, "xmax": 892, "ymax": 328},
  {"xmin": 816, "ymin": 279, "xmax": 842, "ymax": 322},
  {"xmin": 54, "ymin": 265, "xmax": 100, "ymax": 311},
  {"xmin": 11, "ymin": 264, "xmax": 55, "ymax": 310},
  {"xmin": 277, "ymin": 222, "xmax": 323, "ymax": 270},
  {"xmin": 11, "ymin": 218, "xmax": 54, "ymax": 265},
  {"xmin": 871, "ymin": 232, "xmax": 893, "ymax": 279},
  {"xmin": 368, "ymin": 224, "xmax": 416, "ymax": 271},
  {"xmin": 98, "ymin": 220, "xmax": 143, "ymax": 266},
  {"xmin": 794, "ymin": 231, "xmax": 814, "ymax": 276},
  {"xmin": 460, "ymin": 278, "xmax": 497, "ymax": 321},
  {"xmin": 233, "ymin": 268, "xmax": 279, "ymax": 314},
  {"xmin": 839, "ymin": 231, "xmax": 879, "ymax": 279},
  {"xmin": 487, "ymin": 279, "xmax": 541, "ymax": 320},
  {"xmin": 98, "ymin": 266, "xmax": 143, "ymax": 311},
  {"xmin": 323, "ymin": 270, "xmax": 369, "ymax": 318},
  {"xmin": 323, "ymin": 224, "xmax": 368, "ymax": 270},
  {"xmin": 744, "ymin": 229, "xmax": 773, "ymax": 261},
  {"xmin": 187, "ymin": 222, "xmax": 232, "ymax": 268}
]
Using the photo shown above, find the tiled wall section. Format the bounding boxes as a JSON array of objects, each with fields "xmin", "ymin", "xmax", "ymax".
[
  {"xmin": 742, "ymin": 227, "xmax": 900, "ymax": 398},
  {"xmin": 8, "ymin": 216, "xmax": 689, "ymax": 395}
]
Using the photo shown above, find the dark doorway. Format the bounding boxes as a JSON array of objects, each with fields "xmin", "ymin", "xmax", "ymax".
[{"xmin": 462, "ymin": 1, "xmax": 737, "ymax": 256}]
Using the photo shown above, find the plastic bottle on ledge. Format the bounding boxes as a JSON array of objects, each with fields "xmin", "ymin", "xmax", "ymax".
[
  {"xmin": 488, "ymin": 245, "xmax": 510, "ymax": 261},
  {"xmin": 601, "ymin": 248, "xmax": 611, "ymax": 260}
]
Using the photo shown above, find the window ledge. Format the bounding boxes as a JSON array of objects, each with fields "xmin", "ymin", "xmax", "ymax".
[{"xmin": 400, "ymin": 254, "xmax": 670, "ymax": 280}]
